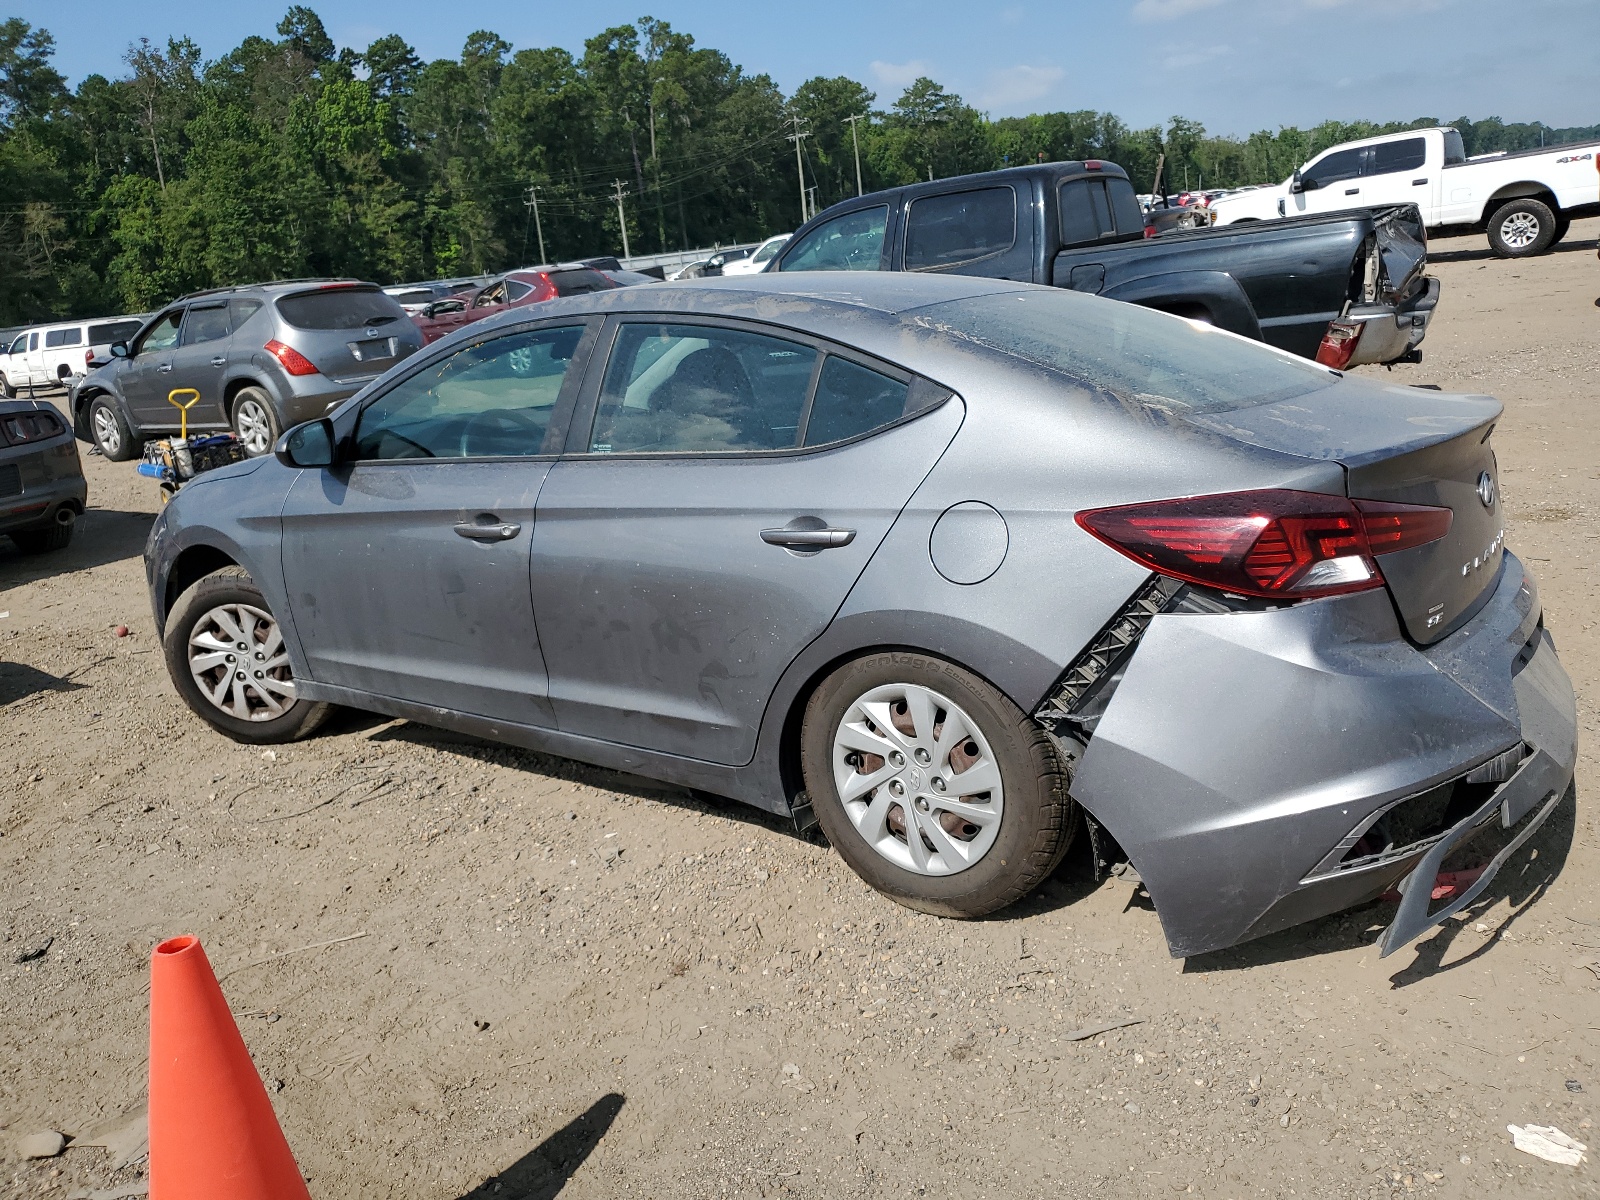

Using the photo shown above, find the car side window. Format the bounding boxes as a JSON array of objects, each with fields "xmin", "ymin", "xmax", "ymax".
[
  {"xmin": 1303, "ymin": 147, "xmax": 1364, "ymax": 189},
  {"xmin": 136, "ymin": 311, "xmax": 183, "ymax": 355},
  {"xmin": 505, "ymin": 280, "xmax": 534, "ymax": 302},
  {"xmin": 802, "ymin": 357, "xmax": 910, "ymax": 446},
  {"xmin": 228, "ymin": 299, "xmax": 263, "ymax": 330},
  {"xmin": 1367, "ymin": 137, "xmax": 1427, "ymax": 177},
  {"xmin": 473, "ymin": 283, "xmax": 507, "ymax": 308},
  {"xmin": 183, "ymin": 305, "xmax": 232, "ymax": 345},
  {"xmin": 28, "ymin": 332, "xmax": 39, "ymax": 351},
  {"xmin": 905, "ymin": 187, "xmax": 1015, "ymax": 269},
  {"xmin": 590, "ymin": 323, "xmax": 818, "ymax": 454},
  {"xmin": 353, "ymin": 325, "xmax": 585, "ymax": 460},
  {"xmin": 779, "ymin": 206, "xmax": 888, "ymax": 272},
  {"xmin": 44, "ymin": 328, "xmax": 83, "ymax": 349}
]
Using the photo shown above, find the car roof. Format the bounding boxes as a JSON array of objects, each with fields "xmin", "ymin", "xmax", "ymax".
[
  {"xmin": 169, "ymin": 279, "xmax": 378, "ymax": 305},
  {"xmin": 533, "ymin": 272, "xmax": 1027, "ymax": 316}
]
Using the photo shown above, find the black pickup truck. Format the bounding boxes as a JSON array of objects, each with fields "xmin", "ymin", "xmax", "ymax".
[{"xmin": 770, "ymin": 160, "xmax": 1439, "ymax": 368}]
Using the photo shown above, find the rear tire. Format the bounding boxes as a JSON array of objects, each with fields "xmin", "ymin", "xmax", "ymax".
[
  {"xmin": 10, "ymin": 519, "xmax": 73, "ymax": 554},
  {"xmin": 800, "ymin": 651, "xmax": 1076, "ymax": 919},
  {"xmin": 89, "ymin": 395, "xmax": 139, "ymax": 461},
  {"xmin": 162, "ymin": 566, "xmax": 331, "ymax": 744},
  {"xmin": 231, "ymin": 387, "xmax": 281, "ymax": 457},
  {"xmin": 1487, "ymin": 198, "xmax": 1557, "ymax": 258}
]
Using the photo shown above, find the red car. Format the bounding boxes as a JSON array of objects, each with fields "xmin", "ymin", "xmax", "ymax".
[{"xmin": 412, "ymin": 265, "xmax": 618, "ymax": 344}]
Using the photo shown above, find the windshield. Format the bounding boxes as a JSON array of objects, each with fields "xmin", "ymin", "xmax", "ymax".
[
  {"xmin": 276, "ymin": 286, "xmax": 404, "ymax": 330},
  {"xmin": 909, "ymin": 289, "xmax": 1337, "ymax": 415}
]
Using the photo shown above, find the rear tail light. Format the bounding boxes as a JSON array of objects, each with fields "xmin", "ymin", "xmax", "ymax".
[
  {"xmin": 85, "ymin": 349, "xmax": 93, "ymax": 367},
  {"xmin": 1316, "ymin": 319, "xmax": 1365, "ymax": 369},
  {"xmin": 1076, "ymin": 489, "xmax": 1453, "ymax": 600},
  {"xmin": 264, "ymin": 339, "xmax": 319, "ymax": 377},
  {"xmin": 1143, "ymin": 224, "xmax": 1158, "ymax": 239}
]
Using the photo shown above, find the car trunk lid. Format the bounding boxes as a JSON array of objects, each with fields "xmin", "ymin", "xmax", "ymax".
[
  {"xmin": 274, "ymin": 286, "xmax": 411, "ymax": 382},
  {"xmin": 1185, "ymin": 380, "xmax": 1504, "ymax": 643}
]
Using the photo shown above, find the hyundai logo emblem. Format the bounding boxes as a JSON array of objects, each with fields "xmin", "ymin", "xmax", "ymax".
[{"xmin": 1477, "ymin": 471, "xmax": 1496, "ymax": 509}]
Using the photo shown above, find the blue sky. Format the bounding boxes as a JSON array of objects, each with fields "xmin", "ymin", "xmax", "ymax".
[{"xmin": 14, "ymin": 0, "xmax": 1599, "ymax": 136}]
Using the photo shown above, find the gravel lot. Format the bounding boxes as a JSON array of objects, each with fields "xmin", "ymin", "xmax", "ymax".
[{"xmin": 3, "ymin": 222, "xmax": 1598, "ymax": 1200}]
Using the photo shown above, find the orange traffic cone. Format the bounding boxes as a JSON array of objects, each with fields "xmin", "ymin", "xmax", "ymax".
[{"xmin": 148, "ymin": 935, "xmax": 312, "ymax": 1200}]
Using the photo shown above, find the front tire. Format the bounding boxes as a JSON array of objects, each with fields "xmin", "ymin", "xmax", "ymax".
[
  {"xmin": 89, "ymin": 396, "xmax": 139, "ymax": 461},
  {"xmin": 162, "ymin": 567, "xmax": 330, "ymax": 744},
  {"xmin": 0, "ymin": 372, "xmax": 13, "ymax": 399},
  {"xmin": 801, "ymin": 651, "xmax": 1076, "ymax": 918},
  {"xmin": 1487, "ymin": 198, "xmax": 1557, "ymax": 258},
  {"xmin": 231, "ymin": 388, "xmax": 281, "ymax": 457}
]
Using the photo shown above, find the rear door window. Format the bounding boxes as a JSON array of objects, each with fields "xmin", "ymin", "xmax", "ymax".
[
  {"xmin": 276, "ymin": 287, "xmax": 405, "ymax": 330},
  {"xmin": 182, "ymin": 305, "xmax": 232, "ymax": 345},
  {"xmin": 354, "ymin": 325, "xmax": 587, "ymax": 460},
  {"xmin": 44, "ymin": 327, "xmax": 83, "ymax": 348},
  {"xmin": 590, "ymin": 323, "xmax": 818, "ymax": 453},
  {"xmin": 802, "ymin": 357, "xmax": 910, "ymax": 446},
  {"xmin": 904, "ymin": 187, "xmax": 1016, "ymax": 269},
  {"xmin": 778, "ymin": 206, "xmax": 888, "ymax": 272},
  {"xmin": 1366, "ymin": 137, "xmax": 1427, "ymax": 177}
]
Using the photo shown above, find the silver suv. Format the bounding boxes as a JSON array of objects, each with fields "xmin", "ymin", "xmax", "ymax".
[{"xmin": 70, "ymin": 280, "xmax": 422, "ymax": 459}]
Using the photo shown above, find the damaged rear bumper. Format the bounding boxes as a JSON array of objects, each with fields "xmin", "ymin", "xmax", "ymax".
[
  {"xmin": 1344, "ymin": 275, "xmax": 1440, "ymax": 367},
  {"xmin": 1057, "ymin": 551, "xmax": 1576, "ymax": 958}
]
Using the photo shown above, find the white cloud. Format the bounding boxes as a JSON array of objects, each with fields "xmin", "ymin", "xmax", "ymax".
[
  {"xmin": 870, "ymin": 60, "xmax": 936, "ymax": 89},
  {"xmin": 1160, "ymin": 43, "xmax": 1232, "ymax": 69},
  {"xmin": 1133, "ymin": 0, "xmax": 1229, "ymax": 21},
  {"xmin": 980, "ymin": 64, "xmax": 1067, "ymax": 111}
]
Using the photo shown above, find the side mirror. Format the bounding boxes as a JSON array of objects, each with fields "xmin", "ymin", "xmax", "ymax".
[
  {"xmin": 110, "ymin": 341, "xmax": 130, "ymax": 358},
  {"xmin": 275, "ymin": 417, "xmax": 336, "ymax": 468}
]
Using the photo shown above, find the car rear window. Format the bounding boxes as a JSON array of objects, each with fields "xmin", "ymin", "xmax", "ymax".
[
  {"xmin": 548, "ymin": 270, "xmax": 612, "ymax": 297},
  {"xmin": 276, "ymin": 287, "xmax": 405, "ymax": 330},
  {"xmin": 88, "ymin": 320, "xmax": 143, "ymax": 345},
  {"xmin": 910, "ymin": 289, "xmax": 1337, "ymax": 416}
]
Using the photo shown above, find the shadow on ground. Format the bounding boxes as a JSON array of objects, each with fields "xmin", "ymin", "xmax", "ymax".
[
  {"xmin": 1180, "ymin": 785, "xmax": 1578, "ymax": 980},
  {"xmin": 0, "ymin": 507, "xmax": 155, "ymax": 582},
  {"xmin": 453, "ymin": 1093, "xmax": 624, "ymax": 1200},
  {"xmin": 1430, "ymin": 235, "xmax": 1598, "ymax": 265},
  {"xmin": 0, "ymin": 661, "xmax": 87, "ymax": 705}
]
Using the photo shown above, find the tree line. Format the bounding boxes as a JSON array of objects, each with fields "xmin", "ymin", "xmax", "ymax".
[{"xmin": 1, "ymin": 8, "xmax": 1595, "ymax": 325}]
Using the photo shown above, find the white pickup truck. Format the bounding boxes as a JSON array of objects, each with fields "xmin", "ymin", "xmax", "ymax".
[{"xmin": 1209, "ymin": 126, "xmax": 1600, "ymax": 258}]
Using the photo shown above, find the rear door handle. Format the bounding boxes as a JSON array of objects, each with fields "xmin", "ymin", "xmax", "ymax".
[
  {"xmin": 210, "ymin": 356, "xmax": 227, "ymax": 367},
  {"xmin": 454, "ymin": 520, "xmax": 521, "ymax": 542},
  {"xmin": 761, "ymin": 527, "xmax": 855, "ymax": 549}
]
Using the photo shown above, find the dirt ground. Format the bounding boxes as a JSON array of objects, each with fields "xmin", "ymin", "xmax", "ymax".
[{"xmin": 3, "ymin": 221, "xmax": 1599, "ymax": 1200}]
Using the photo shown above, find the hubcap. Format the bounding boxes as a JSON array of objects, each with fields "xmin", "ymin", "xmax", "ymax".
[
  {"xmin": 831, "ymin": 683, "xmax": 1004, "ymax": 876},
  {"xmin": 1499, "ymin": 211, "xmax": 1540, "ymax": 250},
  {"xmin": 235, "ymin": 400, "xmax": 272, "ymax": 454},
  {"xmin": 93, "ymin": 407, "xmax": 120, "ymax": 454},
  {"xmin": 187, "ymin": 602, "xmax": 295, "ymax": 721}
]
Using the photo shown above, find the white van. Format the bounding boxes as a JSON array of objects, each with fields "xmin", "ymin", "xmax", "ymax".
[{"xmin": 1, "ymin": 315, "xmax": 147, "ymax": 396}]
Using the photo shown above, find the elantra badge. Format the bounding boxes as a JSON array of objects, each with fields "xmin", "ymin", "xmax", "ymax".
[{"xmin": 1477, "ymin": 471, "xmax": 1496, "ymax": 509}]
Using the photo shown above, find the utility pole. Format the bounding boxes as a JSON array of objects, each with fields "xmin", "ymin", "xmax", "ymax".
[
  {"xmin": 612, "ymin": 180, "xmax": 632, "ymax": 262},
  {"xmin": 807, "ymin": 185, "xmax": 818, "ymax": 219},
  {"xmin": 786, "ymin": 113, "xmax": 809, "ymax": 224},
  {"xmin": 843, "ymin": 112, "xmax": 867, "ymax": 196},
  {"xmin": 523, "ymin": 185, "xmax": 546, "ymax": 265}
]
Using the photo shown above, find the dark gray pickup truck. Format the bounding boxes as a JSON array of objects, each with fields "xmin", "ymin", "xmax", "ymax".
[{"xmin": 771, "ymin": 160, "xmax": 1439, "ymax": 368}]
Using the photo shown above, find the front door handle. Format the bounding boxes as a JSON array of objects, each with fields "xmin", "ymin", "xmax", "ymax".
[
  {"xmin": 761, "ymin": 527, "xmax": 856, "ymax": 549},
  {"xmin": 210, "ymin": 356, "xmax": 227, "ymax": 367},
  {"xmin": 454, "ymin": 520, "xmax": 521, "ymax": 542},
  {"xmin": 1412, "ymin": 177, "xmax": 1428, "ymax": 186},
  {"xmin": 1344, "ymin": 187, "xmax": 1360, "ymax": 195},
  {"xmin": 156, "ymin": 362, "xmax": 173, "ymax": 373}
]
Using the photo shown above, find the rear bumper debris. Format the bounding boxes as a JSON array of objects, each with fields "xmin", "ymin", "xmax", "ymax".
[{"xmin": 1059, "ymin": 551, "xmax": 1576, "ymax": 958}]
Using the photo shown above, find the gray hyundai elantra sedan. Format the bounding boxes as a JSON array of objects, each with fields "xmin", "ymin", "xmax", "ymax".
[{"xmin": 144, "ymin": 274, "xmax": 1576, "ymax": 959}]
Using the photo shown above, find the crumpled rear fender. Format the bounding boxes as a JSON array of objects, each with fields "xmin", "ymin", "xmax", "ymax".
[{"xmin": 1067, "ymin": 557, "xmax": 1564, "ymax": 958}]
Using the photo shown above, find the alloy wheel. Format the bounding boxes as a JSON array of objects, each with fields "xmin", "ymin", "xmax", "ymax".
[
  {"xmin": 831, "ymin": 682, "xmax": 1005, "ymax": 876},
  {"xmin": 187, "ymin": 602, "xmax": 296, "ymax": 721},
  {"xmin": 234, "ymin": 398, "xmax": 273, "ymax": 454},
  {"xmin": 92, "ymin": 406, "xmax": 121, "ymax": 456},
  {"xmin": 1498, "ymin": 212, "xmax": 1541, "ymax": 250}
]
